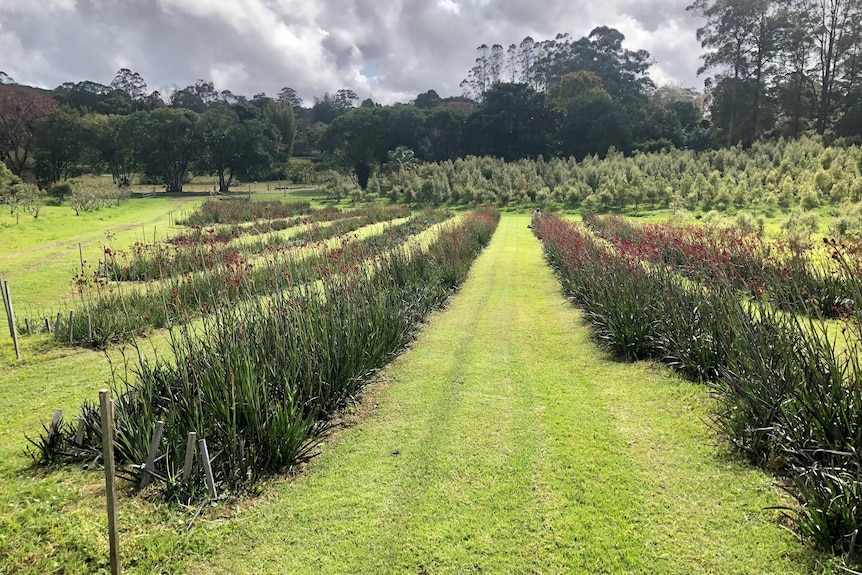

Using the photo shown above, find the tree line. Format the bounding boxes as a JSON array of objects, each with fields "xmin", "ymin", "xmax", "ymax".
[
  {"xmin": 689, "ymin": 0, "xmax": 862, "ymax": 146},
  {"xmin": 362, "ymin": 136, "xmax": 862, "ymax": 229},
  {"xmin": 0, "ymin": 74, "xmax": 297, "ymax": 195},
  {"xmin": 2, "ymin": 4, "xmax": 862, "ymax": 201}
]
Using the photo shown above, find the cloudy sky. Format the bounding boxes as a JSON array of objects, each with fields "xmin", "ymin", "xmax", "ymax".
[{"xmin": 0, "ymin": 0, "xmax": 706, "ymax": 105}]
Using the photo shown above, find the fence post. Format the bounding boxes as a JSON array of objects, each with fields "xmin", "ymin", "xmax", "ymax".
[
  {"xmin": 68, "ymin": 310, "xmax": 75, "ymax": 344},
  {"xmin": 99, "ymin": 390, "xmax": 122, "ymax": 575},
  {"xmin": 182, "ymin": 432, "xmax": 197, "ymax": 485},
  {"xmin": 75, "ymin": 417, "xmax": 86, "ymax": 447},
  {"xmin": 2, "ymin": 278, "xmax": 12, "ymax": 336},
  {"xmin": 139, "ymin": 421, "xmax": 165, "ymax": 490},
  {"xmin": 54, "ymin": 312, "xmax": 62, "ymax": 340},
  {"xmin": 3, "ymin": 280, "xmax": 20, "ymax": 360},
  {"xmin": 0, "ymin": 278, "xmax": 6, "ymax": 329}
]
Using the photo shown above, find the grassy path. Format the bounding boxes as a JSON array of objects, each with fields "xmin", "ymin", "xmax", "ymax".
[{"xmin": 187, "ymin": 214, "xmax": 831, "ymax": 574}]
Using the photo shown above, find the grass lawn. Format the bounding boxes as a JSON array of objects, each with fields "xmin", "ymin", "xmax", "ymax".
[
  {"xmin": 0, "ymin": 189, "xmax": 339, "ymax": 312},
  {"xmin": 0, "ymin": 212, "xmax": 843, "ymax": 573},
  {"xmin": 185, "ymin": 215, "xmax": 837, "ymax": 574},
  {"xmin": 0, "ymin": 196, "xmax": 202, "ymax": 311}
]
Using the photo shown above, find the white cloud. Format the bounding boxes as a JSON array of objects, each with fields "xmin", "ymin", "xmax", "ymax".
[
  {"xmin": 613, "ymin": 13, "xmax": 704, "ymax": 89},
  {"xmin": 0, "ymin": 23, "xmax": 43, "ymax": 84},
  {"xmin": 210, "ymin": 61, "xmax": 249, "ymax": 92},
  {"xmin": 0, "ymin": 0, "xmax": 706, "ymax": 103},
  {"xmin": 437, "ymin": 0, "xmax": 461, "ymax": 15}
]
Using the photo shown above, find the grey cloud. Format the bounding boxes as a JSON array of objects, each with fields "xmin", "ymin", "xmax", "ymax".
[
  {"xmin": 2, "ymin": 0, "xmax": 705, "ymax": 104},
  {"xmin": 618, "ymin": 0, "xmax": 691, "ymax": 32}
]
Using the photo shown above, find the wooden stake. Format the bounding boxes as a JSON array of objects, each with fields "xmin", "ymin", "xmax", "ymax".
[
  {"xmin": 24, "ymin": 318, "xmax": 31, "ymax": 335},
  {"xmin": 4, "ymin": 281, "xmax": 20, "ymax": 360},
  {"xmin": 2, "ymin": 279, "xmax": 13, "ymax": 337},
  {"xmin": 87, "ymin": 314, "xmax": 93, "ymax": 343},
  {"xmin": 182, "ymin": 431, "xmax": 196, "ymax": 485},
  {"xmin": 99, "ymin": 390, "xmax": 121, "ymax": 575},
  {"xmin": 75, "ymin": 417, "xmax": 86, "ymax": 447},
  {"xmin": 54, "ymin": 312, "xmax": 62, "ymax": 339},
  {"xmin": 44, "ymin": 317, "xmax": 51, "ymax": 333},
  {"xmin": 68, "ymin": 310, "xmax": 75, "ymax": 343},
  {"xmin": 139, "ymin": 421, "xmax": 165, "ymax": 490},
  {"xmin": 50, "ymin": 409, "xmax": 63, "ymax": 443},
  {"xmin": 198, "ymin": 438, "xmax": 218, "ymax": 499}
]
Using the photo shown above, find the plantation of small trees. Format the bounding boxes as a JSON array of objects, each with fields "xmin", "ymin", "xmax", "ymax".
[{"xmin": 373, "ymin": 136, "xmax": 862, "ymax": 219}]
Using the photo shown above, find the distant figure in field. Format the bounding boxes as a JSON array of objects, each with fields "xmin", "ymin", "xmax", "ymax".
[{"xmin": 531, "ymin": 208, "xmax": 541, "ymax": 229}]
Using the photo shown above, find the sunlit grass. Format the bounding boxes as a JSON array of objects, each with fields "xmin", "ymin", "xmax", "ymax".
[
  {"xmin": 0, "ymin": 211, "xmax": 841, "ymax": 573},
  {"xmin": 0, "ymin": 197, "xmax": 200, "ymax": 310},
  {"xmin": 188, "ymin": 215, "xmax": 835, "ymax": 574}
]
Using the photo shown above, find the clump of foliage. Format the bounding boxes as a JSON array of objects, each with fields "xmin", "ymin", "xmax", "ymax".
[
  {"xmin": 536, "ymin": 213, "xmax": 862, "ymax": 564},
  {"xmin": 375, "ymin": 138, "xmax": 862, "ymax": 213},
  {"xmin": 32, "ymin": 208, "xmax": 499, "ymax": 502},
  {"xmin": 829, "ymin": 202, "xmax": 862, "ymax": 240},
  {"xmin": 47, "ymin": 181, "xmax": 73, "ymax": 203},
  {"xmin": 66, "ymin": 181, "xmax": 131, "ymax": 215},
  {"xmin": 177, "ymin": 198, "xmax": 311, "ymax": 226}
]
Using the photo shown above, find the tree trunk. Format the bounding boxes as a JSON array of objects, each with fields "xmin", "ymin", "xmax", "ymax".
[
  {"xmin": 727, "ymin": 73, "xmax": 739, "ymax": 149},
  {"xmin": 815, "ymin": 0, "xmax": 850, "ymax": 134},
  {"xmin": 750, "ymin": 13, "xmax": 768, "ymax": 148},
  {"xmin": 791, "ymin": 69, "xmax": 804, "ymax": 137}
]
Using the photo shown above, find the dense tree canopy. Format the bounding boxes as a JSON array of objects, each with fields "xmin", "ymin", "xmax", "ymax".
[
  {"xmin": 462, "ymin": 83, "xmax": 560, "ymax": 161},
  {"xmin": 198, "ymin": 104, "xmax": 281, "ymax": 192},
  {"xmin": 139, "ymin": 108, "xmax": 201, "ymax": 193},
  {"xmin": 34, "ymin": 107, "xmax": 85, "ymax": 184},
  {"xmin": 320, "ymin": 106, "xmax": 386, "ymax": 189},
  {"xmin": 5, "ymin": 9, "xmax": 862, "ymax": 195},
  {"xmin": 689, "ymin": 0, "xmax": 862, "ymax": 145},
  {"xmin": 84, "ymin": 113, "xmax": 144, "ymax": 187},
  {"xmin": 0, "ymin": 84, "xmax": 58, "ymax": 176}
]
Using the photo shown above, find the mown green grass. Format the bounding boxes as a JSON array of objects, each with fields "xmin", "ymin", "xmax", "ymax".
[
  {"xmin": 180, "ymin": 215, "xmax": 837, "ymax": 574},
  {"xmin": 0, "ymin": 197, "xmax": 201, "ymax": 311},
  {"xmin": 0, "ymin": 190, "xmax": 332, "ymax": 311},
  {"xmin": 0, "ymin": 332, "xmax": 218, "ymax": 573},
  {"xmin": 0, "ymin": 211, "xmax": 842, "ymax": 573}
]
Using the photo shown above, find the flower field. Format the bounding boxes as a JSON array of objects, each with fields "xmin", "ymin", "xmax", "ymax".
[
  {"xmin": 586, "ymin": 214, "xmax": 861, "ymax": 320},
  {"xmin": 3, "ymin": 205, "xmax": 849, "ymax": 573},
  {"xmin": 107, "ymin": 204, "xmax": 412, "ymax": 282},
  {"xmin": 24, "ymin": 203, "xmax": 447, "ymax": 346},
  {"xmin": 175, "ymin": 198, "xmax": 313, "ymax": 226},
  {"xmin": 536, "ymin": 213, "xmax": 862, "ymax": 561},
  {"xmin": 31, "ymin": 204, "xmax": 500, "ymax": 501}
]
